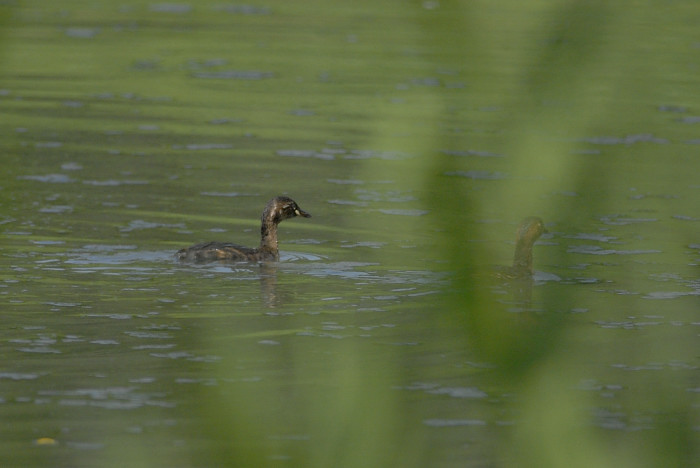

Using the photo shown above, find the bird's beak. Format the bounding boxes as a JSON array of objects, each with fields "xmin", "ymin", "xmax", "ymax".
[{"xmin": 295, "ymin": 208, "xmax": 311, "ymax": 218}]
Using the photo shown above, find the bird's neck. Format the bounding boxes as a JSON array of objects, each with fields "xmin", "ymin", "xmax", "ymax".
[
  {"xmin": 259, "ymin": 219, "xmax": 279, "ymax": 253},
  {"xmin": 512, "ymin": 239, "xmax": 534, "ymax": 274}
]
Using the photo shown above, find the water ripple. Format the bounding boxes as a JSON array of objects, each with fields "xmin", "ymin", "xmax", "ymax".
[
  {"xmin": 444, "ymin": 170, "xmax": 507, "ymax": 180},
  {"xmin": 568, "ymin": 245, "xmax": 662, "ymax": 255},
  {"xmin": 423, "ymin": 419, "xmax": 487, "ymax": 427},
  {"xmin": 18, "ymin": 174, "xmax": 74, "ymax": 183}
]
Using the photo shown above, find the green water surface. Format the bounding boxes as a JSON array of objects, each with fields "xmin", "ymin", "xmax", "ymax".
[{"xmin": 1, "ymin": 1, "xmax": 698, "ymax": 467}]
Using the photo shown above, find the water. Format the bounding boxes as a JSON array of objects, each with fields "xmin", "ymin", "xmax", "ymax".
[{"xmin": 1, "ymin": 1, "xmax": 699, "ymax": 467}]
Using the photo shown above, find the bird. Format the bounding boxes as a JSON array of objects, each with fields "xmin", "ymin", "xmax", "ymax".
[
  {"xmin": 176, "ymin": 196, "xmax": 311, "ymax": 263},
  {"xmin": 497, "ymin": 216, "xmax": 547, "ymax": 278}
]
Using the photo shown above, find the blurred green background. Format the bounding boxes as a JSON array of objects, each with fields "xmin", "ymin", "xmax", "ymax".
[{"xmin": 1, "ymin": 1, "xmax": 698, "ymax": 467}]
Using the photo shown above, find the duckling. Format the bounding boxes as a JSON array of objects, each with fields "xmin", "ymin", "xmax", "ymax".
[
  {"xmin": 498, "ymin": 217, "xmax": 547, "ymax": 278},
  {"xmin": 176, "ymin": 196, "xmax": 311, "ymax": 263}
]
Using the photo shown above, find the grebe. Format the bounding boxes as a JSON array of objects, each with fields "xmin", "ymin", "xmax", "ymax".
[
  {"xmin": 498, "ymin": 217, "xmax": 546, "ymax": 278},
  {"xmin": 176, "ymin": 196, "xmax": 311, "ymax": 263}
]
